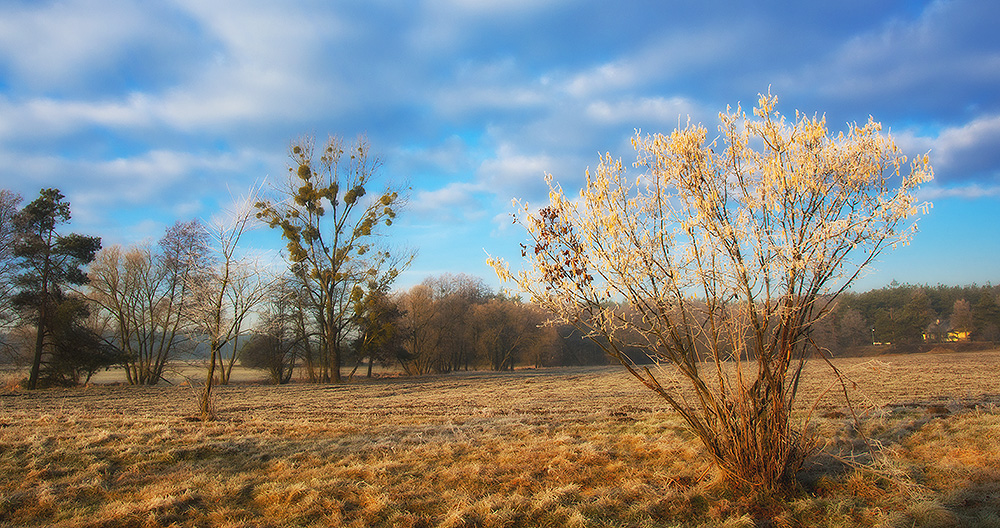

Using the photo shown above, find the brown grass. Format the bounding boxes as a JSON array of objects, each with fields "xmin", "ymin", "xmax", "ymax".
[{"xmin": 1, "ymin": 350, "xmax": 999, "ymax": 527}]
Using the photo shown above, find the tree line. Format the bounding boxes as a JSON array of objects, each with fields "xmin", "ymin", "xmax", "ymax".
[
  {"xmin": 0, "ymin": 136, "xmax": 612, "ymax": 395},
  {"xmin": 0, "ymin": 186, "xmax": 608, "ymax": 390},
  {"xmin": 815, "ymin": 282, "xmax": 1000, "ymax": 352},
  {"xmin": 2, "ymin": 190, "xmax": 998, "ymax": 393},
  {"xmin": 1, "ymin": 137, "xmax": 996, "ymax": 402},
  {"xmin": 2, "ymin": 186, "xmax": 997, "ymax": 394}
]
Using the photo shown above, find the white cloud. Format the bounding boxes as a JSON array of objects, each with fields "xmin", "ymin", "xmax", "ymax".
[
  {"xmin": 0, "ymin": 94, "xmax": 153, "ymax": 140},
  {"xmin": 897, "ymin": 113, "xmax": 1000, "ymax": 183},
  {"xmin": 781, "ymin": 0, "xmax": 1000, "ymax": 107},
  {"xmin": 431, "ymin": 58, "xmax": 550, "ymax": 119},
  {"xmin": 155, "ymin": 69, "xmax": 332, "ymax": 130},
  {"xmin": 586, "ymin": 96, "xmax": 700, "ymax": 126},
  {"xmin": 411, "ymin": 182, "xmax": 487, "ymax": 222},
  {"xmin": 477, "ymin": 143, "xmax": 556, "ymax": 200},
  {"xmin": 432, "ymin": 0, "xmax": 566, "ymax": 15},
  {"xmin": 566, "ymin": 62, "xmax": 639, "ymax": 99},
  {"xmin": 171, "ymin": 0, "xmax": 352, "ymax": 66},
  {"xmin": 0, "ymin": 0, "xmax": 150, "ymax": 88},
  {"xmin": 408, "ymin": 0, "xmax": 565, "ymax": 53},
  {"xmin": 434, "ymin": 84, "xmax": 549, "ymax": 118},
  {"xmin": 0, "ymin": 0, "xmax": 364, "ymax": 142},
  {"xmin": 919, "ymin": 183, "xmax": 1000, "ymax": 200},
  {"xmin": 0, "ymin": 150, "xmax": 67, "ymax": 189},
  {"xmin": 490, "ymin": 211, "xmax": 516, "ymax": 234},
  {"xmin": 392, "ymin": 135, "xmax": 479, "ymax": 176},
  {"xmin": 96, "ymin": 149, "xmax": 242, "ymax": 184},
  {"xmin": 932, "ymin": 114, "xmax": 1000, "ymax": 170},
  {"xmin": 0, "ymin": 147, "xmax": 266, "ymax": 239},
  {"xmin": 138, "ymin": 0, "xmax": 356, "ymax": 131},
  {"xmin": 0, "ymin": 61, "xmax": 331, "ymax": 143},
  {"xmin": 564, "ymin": 28, "xmax": 746, "ymax": 99}
]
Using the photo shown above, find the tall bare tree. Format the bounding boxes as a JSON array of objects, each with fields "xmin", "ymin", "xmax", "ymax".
[
  {"xmin": 491, "ymin": 93, "xmax": 932, "ymax": 493},
  {"xmin": 88, "ymin": 221, "xmax": 209, "ymax": 385},
  {"xmin": 255, "ymin": 135, "xmax": 412, "ymax": 383},
  {"xmin": 396, "ymin": 283, "xmax": 439, "ymax": 375},
  {"xmin": 425, "ymin": 274, "xmax": 491, "ymax": 372},
  {"xmin": 395, "ymin": 275, "xmax": 492, "ymax": 374},
  {"xmin": 472, "ymin": 298, "xmax": 537, "ymax": 371},
  {"xmin": 0, "ymin": 189, "xmax": 22, "ymax": 358},
  {"xmin": 349, "ymin": 286, "xmax": 405, "ymax": 378}
]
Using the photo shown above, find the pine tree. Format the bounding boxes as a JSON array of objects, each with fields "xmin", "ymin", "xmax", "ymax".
[{"xmin": 12, "ymin": 189, "xmax": 101, "ymax": 389}]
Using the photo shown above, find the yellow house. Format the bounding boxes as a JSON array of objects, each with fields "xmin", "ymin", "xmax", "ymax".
[
  {"xmin": 923, "ymin": 319, "xmax": 970, "ymax": 342},
  {"xmin": 946, "ymin": 329, "xmax": 970, "ymax": 342}
]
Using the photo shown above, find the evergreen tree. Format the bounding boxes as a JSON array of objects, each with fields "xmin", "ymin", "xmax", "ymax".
[
  {"xmin": 973, "ymin": 292, "xmax": 1000, "ymax": 342},
  {"xmin": 897, "ymin": 288, "xmax": 935, "ymax": 343},
  {"xmin": 45, "ymin": 293, "xmax": 124, "ymax": 385},
  {"xmin": 12, "ymin": 189, "xmax": 101, "ymax": 389}
]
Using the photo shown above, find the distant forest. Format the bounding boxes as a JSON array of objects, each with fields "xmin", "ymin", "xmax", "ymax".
[
  {"xmin": 375, "ymin": 279, "xmax": 1000, "ymax": 374},
  {"xmin": 4, "ymin": 258, "xmax": 999, "ymax": 385},
  {"xmin": 814, "ymin": 282, "xmax": 1000, "ymax": 355}
]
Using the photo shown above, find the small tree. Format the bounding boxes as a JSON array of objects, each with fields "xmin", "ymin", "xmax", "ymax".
[
  {"xmin": 240, "ymin": 333, "xmax": 292, "ymax": 384},
  {"xmin": 241, "ymin": 275, "xmax": 309, "ymax": 384},
  {"xmin": 13, "ymin": 189, "xmax": 102, "ymax": 389},
  {"xmin": 471, "ymin": 298, "xmax": 539, "ymax": 371},
  {"xmin": 350, "ymin": 287, "xmax": 406, "ymax": 378},
  {"xmin": 191, "ymin": 188, "xmax": 273, "ymax": 420},
  {"xmin": 491, "ymin": 93, "xmax": 932, "ymax": 493},
  {"xmin": 45, "ymin": 294, "xmax": 123, "ymax": 385}
]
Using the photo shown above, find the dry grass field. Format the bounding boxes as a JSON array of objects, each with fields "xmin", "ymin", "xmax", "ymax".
[{"xmin": 1, "ymin": 350, "xmax": 999, "ymax": 527}]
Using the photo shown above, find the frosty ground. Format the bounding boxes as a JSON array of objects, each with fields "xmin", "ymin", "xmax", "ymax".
[{"xmin": 2, "ymin": 351, "xmax": 999, "ymax": 527}]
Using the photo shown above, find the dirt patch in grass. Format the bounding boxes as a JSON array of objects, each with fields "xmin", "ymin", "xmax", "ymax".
[{"xmin": 2, "ymin": 351, "xmax": 999, "ymax": 527}]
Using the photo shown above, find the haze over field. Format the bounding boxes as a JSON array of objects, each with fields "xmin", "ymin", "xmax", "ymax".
[{"xmin": 1, "ymin": 0, "xmax": 998, "ymax": 290}]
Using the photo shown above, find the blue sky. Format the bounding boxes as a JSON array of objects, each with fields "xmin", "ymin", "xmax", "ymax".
[{"xmin": 0, "ymin": 0, "xmax": 997, "ymax": 292}]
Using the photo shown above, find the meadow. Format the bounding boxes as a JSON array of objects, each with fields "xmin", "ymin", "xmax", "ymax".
[{"xmin": 1, "ymin": 350, "xmax": 999, "ymax": 527}]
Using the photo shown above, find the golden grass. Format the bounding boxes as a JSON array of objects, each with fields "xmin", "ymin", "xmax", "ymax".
[{"xmin": 1, "ymin": 350, "xmax": 999, "ymax": 527}]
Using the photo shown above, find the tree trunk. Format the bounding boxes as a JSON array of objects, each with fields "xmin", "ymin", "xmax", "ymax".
[
  {"xmin": 201, "ymin": 342, "xmax": 219, "ymax": 421},
  {"xmin": 27, "ymin": 303, "xmax": 46, "ymax": 389},
  {"xmin": 331, "ymin": 344, "xmax": 341, "ymax": 383}
]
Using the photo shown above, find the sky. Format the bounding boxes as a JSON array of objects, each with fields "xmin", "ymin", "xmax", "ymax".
[{"xmin": 0, "ymin": 0, "xmax": 998, "ymax": 293}]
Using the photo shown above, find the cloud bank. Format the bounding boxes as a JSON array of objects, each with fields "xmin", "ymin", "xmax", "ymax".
[{"xmin": 0, "ymin": 0, "xmax": 996, "ymax": 286}]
